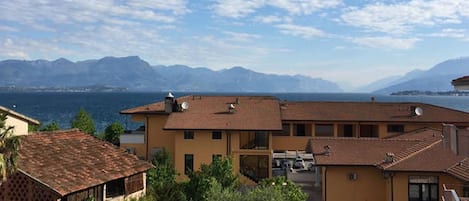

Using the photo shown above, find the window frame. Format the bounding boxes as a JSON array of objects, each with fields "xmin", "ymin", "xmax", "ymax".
[
  {"xmin": 184, "ymin": 130, "xmax": 194, "ymax": 139},
  {"xmin": 212, "ymin": 131, "xmax": 222, "ymax": 140},
  {"xmin": 184, "ymin": 154, "xmax": 194, "ymax": 175}
]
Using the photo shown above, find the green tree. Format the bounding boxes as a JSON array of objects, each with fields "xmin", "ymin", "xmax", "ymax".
[
  {"xmin": 185, "ymin": 156, "xmax": 238, "ymax": 201},
  {"xmin": 40, "ymin": 122, "xmax": 60, "ymax": 132},
  {"xmin": 257, "ymin": 176, "xmax": 308, "ymax": 201},
  {"xmin": 146, "ymin": 148, "xmax": 186, "ymax": 201},
  {"xmin": 70, "ymin": 108, "xmax": 95, "ymax": 135},
  {"xmin": 0, "ymin": 113, "xmax": 20, "ymax": 181},
  {"xmin": 103, "ymin": 122, "xmax": 124, "ymax": 145}
]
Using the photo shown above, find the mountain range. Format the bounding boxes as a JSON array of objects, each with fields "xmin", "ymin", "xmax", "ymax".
[
  {"xmin": 0, "ymin": 56, "xmax": 342, "ymax": 92},
  {"xmin": 369, "ymin": 57, "xmax": 469, "ymax": 94},
  {"xmin": 0, "ymin": 56, "xmax": 468, "ymax": 93}
]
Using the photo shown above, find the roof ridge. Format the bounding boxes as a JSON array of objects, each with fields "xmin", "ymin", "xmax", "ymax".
[
  {"xmin": 378, "ymin": 139, "xmax": 442, "ymax": 170},
  {"xmin": 31, "ymin": 128, "xmax": 81, "ymax": 135},
  {"xmin": 310, "ymin": 136, "xmax": 421, "ymax": 142}
]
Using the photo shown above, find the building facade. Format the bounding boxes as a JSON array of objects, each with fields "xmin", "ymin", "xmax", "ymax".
[
  {"xmin": 0, "ymin": 129, "xmax": 153, "ymax": 201},
  {"xmin": 120, "ymin": 94, "xmax": 469, "ymax": 186},
  {"xmin": 0, "ymin": 105, "xmax": 40, "ymax": 135}
]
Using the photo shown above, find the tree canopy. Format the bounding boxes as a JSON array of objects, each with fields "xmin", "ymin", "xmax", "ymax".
[
  {"xmin": 0, "ymin": 113, "xmax": 20, "ymax": 181},
  {"xmin": 103, "ymin": 122, "xmax": 124, "ymax": 145},
  {"xmin": 70, "ymin": 108, "xmax": 95, "ymax": 135},
  {"xmin": 40, "ymin": 122, "xmax": 60, "ymax": 132}
]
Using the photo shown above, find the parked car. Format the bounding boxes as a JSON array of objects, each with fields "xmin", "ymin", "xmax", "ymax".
[{"xmin": 293, "ymin": 157, "xmax": 305, "ymax": 169}]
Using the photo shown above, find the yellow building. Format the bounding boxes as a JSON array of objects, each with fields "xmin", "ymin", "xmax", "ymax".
[
  {"xmin": 120, "ymin": 94, "xmax": 469, "ymax": 187},
  {"xmin": 0, "ymin": 105, "xmax": 40, "ymax": 135},
  {"xmin": 311, "ymin": 127, "xmax": 469, "ymax": 201}
]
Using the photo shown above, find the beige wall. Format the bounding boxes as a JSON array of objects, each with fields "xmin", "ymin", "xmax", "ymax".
[
  {"xmin": 174, "ymin": 130, "xmax": 227, "ymax": 181},
  {"xmin": 5, "ymin": 115, "xmax": 29, "ymax": 135},
  {"xmin": 323, "ymin": 166, "xmax": 387, "ymax": 201}
]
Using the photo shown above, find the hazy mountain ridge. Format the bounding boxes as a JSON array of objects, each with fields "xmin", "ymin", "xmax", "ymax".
[
  {"xmin": 0, "ymin": 56, "xmax": 342, "ymax": 92},
  {"xmin": 372, "ymin": 57, "xmax": 469, "ymax": 94}
]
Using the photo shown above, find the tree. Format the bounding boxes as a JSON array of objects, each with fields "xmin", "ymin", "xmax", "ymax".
[
  {"xmin": 0, "ymin": 113, "xmax": 20, "ymax": 181},
  {"xmin": 40, "ymin": 122, "xmax": 60, "ymax": 132},
  {"xmin": 185, "ymin": 156, "xmax": 238, "ymax": 201},
  {"xmin": 146, "ymin": 149, "xmax": 186, "ymax": 201},
  {"xmin": 257, "ymin": 176, "xmax": 308, "ymax": 201},
  {"xmin": 70, "ymin": 108, "xmax": 95, "ymax": 135},
  {"xmin": 103, "ymin": 122, "xmax": 124, "ymax": 145}
]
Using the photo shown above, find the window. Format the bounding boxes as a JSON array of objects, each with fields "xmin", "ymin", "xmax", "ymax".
[
  {"xmin": 360, "ymin": 125, "xmax": 379, "ymax": 138},
  {"xmin": 184, "ymin": 130, "xmax": 194, "ymax": 139},
  {"xmin": 106, "ymin": 178, "xmax": 125, "ymax": 198},
  {"xmin": 212, "ymin": 131, "xmax": 222, "ymax": 140},
  {"xmin": 240, "ymin": 155, "xmax": 269, "ymax": 182},
  {"xmin": 294, "ymin": 124, "xmax": 306, "ymax": 136},
  {"xmin": 240, "ymin": 131, "xmax": 269, "ymax": 150},
  {"xmin": 184, "ymin": 154, "xmax": 194, "ymax": 175},
  {"xmin": 408, "ymin": 176, "xmax": 438, "ymax": 201},
  {"xmin": 338, "ymin": 124, "xmax": 355, "ymax": 137},
  {"xmin": 212, "ymin": 154, "xmax": 222, "ymax": 162},
  {"xmin": 388, "ymin": 125, "xmax": 405, "ymax": 133},
  {"xmin": 315, "ymin": 124, "xmax": 334, "ymax": 137}
]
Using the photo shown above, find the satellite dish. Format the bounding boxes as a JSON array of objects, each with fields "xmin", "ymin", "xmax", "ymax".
[
  {"xmin": 415, "ymin": 107, "xmax": 423, "ymax": 116},
  {"xmin": 181, "ymin": 102, "xmax": 189, "ymax": 110},
  {"xmin": 229, "ymin": 104, "xmax": 235, "ymax": 110},
  {"xmin": 166, "ymin": 92, "xmax": 174, "ymax": 98}
]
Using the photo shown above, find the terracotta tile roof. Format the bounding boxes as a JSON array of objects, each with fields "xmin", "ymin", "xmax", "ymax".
[
  {"xmin": 311, "ymin": 137, "xmax": 421, "ymax": 166},
  {"xmin": 164, "ymin": 96, "xmax": 282, "ymax": 130},
  {"xmin": 122, "ymin": 95, "xmax": 282, "ymax": 131},
  {"xmin": 447, "ymin": 158, "xmax": 469, "ymax": 181},
  {"xmin": 281, "ymin": 102, "xmax": 469, "ymax": 123},
  {"xmin": 120, "ymin": 99, "xmax": 167, "ymax": 114},
  {"xmin": 17, "ymin": 129, "xmax": 153, "ymax": 196},
  {"xmin": 0, "ymin": 105, "xmax": 40, "ymax": 125},
  {"xmin": 382, "ymin": 141, "xmax": 465, "ymax": 172}
]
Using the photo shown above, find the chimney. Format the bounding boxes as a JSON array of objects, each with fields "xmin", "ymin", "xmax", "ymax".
[
  {"xmin": 384, "ymin": 152, "xmax": 395, "ymax": 163},
  {"xmin": 165, "ymin": 92, "xmax": 175, "ymax": 113},
  {"xmin": 442, "ymin": 124, "xmax": 469, "ymax": 157}
]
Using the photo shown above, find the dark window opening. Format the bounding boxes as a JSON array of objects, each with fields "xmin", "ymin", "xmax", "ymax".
[
  {"xmin": 315, "ymin": 124, "xmax": 334, "ymax": 137},
  {"xmin": 294, "ymin": 124, "xmax": 306, "ymax": 136},
  {"xmin": 184, "ymin": 131, "xmax": 194, "ymax": 139},
  {"xmin": 360, "ymin": 125, "xmax": 379, "ymax": 138},
  {"xmin": 408, "ymin": 176, "xmax": 438, "ymax": 201},
  {"xmin": 338, "ymin": 124, "xmax": 355, "ymax": 137},
  {"xmin": 212, "ymin": 131, "xmax": 222, "ymax": 140},
  {"xmin": 240, "ymin": 155, "xmax": 269, "ymax": 183},
  {"xmin": 240, "ymin": 131, "xmax": 269, "ymax": 150},
  {"xmin": 184, "ymin": 154, "xmax": 194, "ymax": 175},
  {"xmin": 212, "ymin": 154, "xmax": 222, "ymax": 162},
  {"xmin": 388, "ymin": 125, "xmax": 405, "ymax": 133},
  {"xmin": 106, "ymin": 178, "xmax": 125, "ymax": 198}
]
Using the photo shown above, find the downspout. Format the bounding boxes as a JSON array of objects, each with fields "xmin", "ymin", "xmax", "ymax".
[
  {"xmin": 324, "ymin": 167, "xmax": 327, "ymax": 201},
  {"xmin": 226, "ymin": 131, "xmax": 231, "ymax": 155},
  {"xmin": 391, "ymin": 174, "xmax": 394, "ymax": 201}
]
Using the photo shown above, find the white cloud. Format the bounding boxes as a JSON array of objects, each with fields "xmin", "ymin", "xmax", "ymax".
[
  {"xmin": 340, "ymin": 0, "xmax": 469, "ymax": 34},
  {"xmin": 253, "ymin": 15, "xmax": 284, "ymax": 24},
  {"xmin": 275, "ymin": 24, "xmax": 326, "ymax": 39},
  {"xmin": 213, "ymin": 0, "xmax": 341, "ymax": 18},
  {"xmin": 429, "ymin": 29, "xmax": 468, "ymax": 40},
  {"xmin": 223, "ymin": 31, "xmax": 262, "ymax": 42},
  {"xmin": 350, "ymin": 36, "xmax": 420, "ymax": 49}
]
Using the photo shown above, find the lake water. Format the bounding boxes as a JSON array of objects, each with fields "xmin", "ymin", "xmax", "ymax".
[{"xmin": 1, "ymin": 92, "xmax": 468, "ymax": 132}]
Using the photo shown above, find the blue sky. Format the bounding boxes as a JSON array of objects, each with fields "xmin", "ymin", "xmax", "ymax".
[{"xmin": 1, "ymin": 0, "xmax": 469, "ymax": 89}]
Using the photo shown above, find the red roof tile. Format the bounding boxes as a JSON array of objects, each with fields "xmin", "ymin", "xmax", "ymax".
[
  {"xmin": 281, "ymin": 102, "xmax": 469, "ymax": 123},
  {"xmin": 122, "ymin": 95, "xmax": 282, "ymax": 131},
  {"xmin": 164, "ymin": 96, "xmax": 282, "ymax": 130},
  {"xmin": 311, "ymin": 137, "xmax": 421, "ymax": 166},
  {"xmin": 18, "ymin": 129, "xmax": 153, "ymax": 196},
  {"xmin": 447, "ymin": 158, "xmax": 469, "ymax": 181}
]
